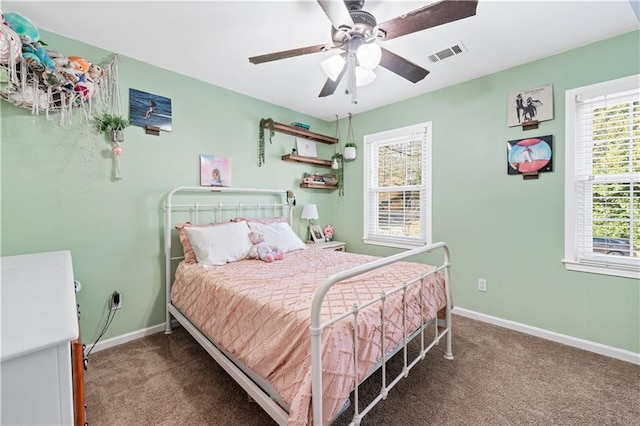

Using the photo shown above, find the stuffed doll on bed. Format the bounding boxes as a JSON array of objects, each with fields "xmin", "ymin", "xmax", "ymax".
[{"xmin": 248, "ymin": 231, "xmax": 284, "ymax": 263}]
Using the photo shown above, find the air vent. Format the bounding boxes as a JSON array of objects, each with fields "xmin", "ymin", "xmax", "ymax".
[{"xmin": 427, "ymin": 42, "xmax": 467, "ymax": 63}]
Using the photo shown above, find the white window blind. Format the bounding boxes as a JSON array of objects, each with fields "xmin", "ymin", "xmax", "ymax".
[
  {"xmin": 363, "ymin": 122, "xmax": 431, "ymax": 248},
  {"xmin": 564, "ymin": 75, "xmax": 640, "ymax": 278}
]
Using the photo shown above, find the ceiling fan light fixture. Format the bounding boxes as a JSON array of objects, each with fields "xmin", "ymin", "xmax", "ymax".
[
  {"xmin": 356, "ymin": 42, "xmax": 381, "ymax": 70},
  {"xmin": 321, "ymin": 54, "xmax": 345, "ymax": 81},
  {"xmin": 355, "ymin": 66, "xmax": 376, "ymax": 87}
]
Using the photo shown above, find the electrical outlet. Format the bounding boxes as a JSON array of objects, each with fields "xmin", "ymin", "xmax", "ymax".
[
  {"xmin": 110, "ymin": 291, "xmax": 122, "ymax": 310},
  {"xmin": 478, "ymin": 279, "xmax": 487, "ymax": 292}
]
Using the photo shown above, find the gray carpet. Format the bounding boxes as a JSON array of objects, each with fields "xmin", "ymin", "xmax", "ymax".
[{"xmin": 85, "ymin": 315, "xmax": 639, "ymax": 425}]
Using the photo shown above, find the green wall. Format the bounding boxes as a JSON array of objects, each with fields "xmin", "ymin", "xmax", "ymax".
[
  {"xmin": 334, "ymin": 30, "xmax": 640, "ymax": 354},
  {"xmin": 0, "ymin": 30, "xmax": 336, "ymax": 345},
  {"xmin": 1, "ymin": 29, "xmax": 638, "ymax": 355}
]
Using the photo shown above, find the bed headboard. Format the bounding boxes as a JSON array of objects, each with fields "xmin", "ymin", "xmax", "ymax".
[{"xmin": 164, "ymin": 186, "xmax": 293, "ymax": 320}]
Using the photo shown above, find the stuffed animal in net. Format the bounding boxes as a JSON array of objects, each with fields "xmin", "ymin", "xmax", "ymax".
[{"xmin": 248, "ymin": 231, "xmax": 284, "ymax": 263}]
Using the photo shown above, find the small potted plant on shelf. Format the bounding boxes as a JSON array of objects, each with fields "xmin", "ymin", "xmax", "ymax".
[
  {"xmin": 344, "ymin": 142, "xmax": 357, "ymax": 161},
  {"xmin": 95, "ymin": 113, "xmax": 130, "ymax": 142}
]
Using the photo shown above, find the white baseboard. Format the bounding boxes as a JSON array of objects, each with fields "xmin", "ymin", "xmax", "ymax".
[
  {"xmin": 453, "ymin": 307, "xmax": 640, "ymax": 365},
  {"xmin": 86, "ymin": 320, "xmax": 179, "ymax": 356},
  {"xmin": 88, "ymin": 310, "xmax": 639, "ymax": 366}
]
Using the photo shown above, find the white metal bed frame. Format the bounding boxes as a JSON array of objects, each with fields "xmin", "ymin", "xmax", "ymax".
[{"xmin": 164, "ymin": 186, "xmax": 453, "ymax": 426}]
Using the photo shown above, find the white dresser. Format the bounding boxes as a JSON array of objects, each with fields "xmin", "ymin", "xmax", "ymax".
[{"xmin": 1, "ymin": 250, "xmax": 79, "ymax": 426}]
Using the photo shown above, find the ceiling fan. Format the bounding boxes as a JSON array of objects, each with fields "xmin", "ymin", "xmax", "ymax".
[{"xmin": 249, "ymin": 0, "xmax": 479, "ymax": 104}]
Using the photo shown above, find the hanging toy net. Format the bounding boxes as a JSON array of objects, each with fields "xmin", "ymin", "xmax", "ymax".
[{"xmin": 0, "ymin": 20, "xmax": 121, "ymax": 128}]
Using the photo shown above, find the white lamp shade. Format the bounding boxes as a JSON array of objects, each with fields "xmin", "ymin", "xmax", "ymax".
[
  {"xmin": 301, "ymin": 204, "xmax": 319, "ymax": 220},
  {"xmin": 355, "ymin": 67, "xmax": 376, "ymax": 87},
  {"xmin": 321, "ymin": 54, "xmax": 345, "ymax": 81},
  {"xmin": 356, "ymin": 43, "xmax": 382, "ymax": 70}
]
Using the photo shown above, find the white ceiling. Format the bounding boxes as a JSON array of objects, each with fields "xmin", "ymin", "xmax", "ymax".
[{"xmin": 4, "ymin": 1, "xmax": 639, "ymax": 121}]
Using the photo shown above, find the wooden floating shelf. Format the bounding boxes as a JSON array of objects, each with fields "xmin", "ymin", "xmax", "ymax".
[
  {"xmin": 281, "ymin": 154, "xmax": 332, "ymax": 167},
  {"xmin": 265, "ymin": 121, "xmax": 338, "ymax": 145},
  {"xmin": 300, "ymin": 183, "xmax": 338, "ymax": 191}
]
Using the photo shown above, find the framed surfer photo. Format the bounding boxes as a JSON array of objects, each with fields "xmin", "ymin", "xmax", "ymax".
[
  {"xmin": 507, "ymin": 135, "xmax": 553, "ymax": 175},
  {"xmin": 129, "ymin": 88, "xmax": 173, "ymax": 132}
]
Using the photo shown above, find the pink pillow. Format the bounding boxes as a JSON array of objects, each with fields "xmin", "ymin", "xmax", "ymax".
[
  {"xmin": 231, "ymin": 216, "xmax": 288, "ymax": 225},
  {"xmin": 175, "ymin": 222, "xmax": 224, "ymax": 264}
]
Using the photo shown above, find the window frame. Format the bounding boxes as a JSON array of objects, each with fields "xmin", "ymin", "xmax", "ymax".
[
  {"xmin": 362, "ymin": 122, "xmax": 432, "ymax": 249},
  {"xmin": 563, "ymin": 74, "xmax": 640, "ymax": 279}
]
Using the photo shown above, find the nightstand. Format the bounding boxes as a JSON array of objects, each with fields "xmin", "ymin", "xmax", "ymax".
[{"xmin": 307, "ymin": 241, "xmax": 346, "ymax": 252}]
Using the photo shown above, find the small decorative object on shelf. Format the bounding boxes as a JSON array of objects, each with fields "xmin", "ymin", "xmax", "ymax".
[
  {"xmin": 296, "ymin": 138, "xmax": 318, "ymax": 158},
  {"xmin": 290, "ymin": 121, "xmax": 310, "ymax": 130},
  {"xmin": 312, "ymin": 173, "xmax": 325, "ymax": 184},
  {"xmin": 323, "ymin": 173, "xmax": 338, "ymax": 186}
]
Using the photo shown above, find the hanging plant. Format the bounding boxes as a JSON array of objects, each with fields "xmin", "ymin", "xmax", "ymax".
[
  {"xmin": 258, "ymin": 118, "xmax": 275, "ymax": 167},
  {"xmin": 330, "ymin": 114, "xmax": 345, "ymax": 196},
  {"xmin": 95, "ymin": 113, "xmax": 129, "ymax": 180},
  {"xmin": 331, "ymin": 152, "xmax": 345, "ymax": 196},
  {"xmin": 95, "ymin": 113, "xmax": 130, "ymax": 142},
  {"xmin": 344, "ymin": 142, "xmax": 357, "ymax": 161},
  {"xmin": 344, "ymin": 113, "xmax": 357, "ymax": 161}
]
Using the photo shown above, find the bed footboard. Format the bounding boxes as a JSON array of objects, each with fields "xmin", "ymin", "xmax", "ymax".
[{"xmin": 310, "ymin": 242, "xmax": 452, "ymax": 426}]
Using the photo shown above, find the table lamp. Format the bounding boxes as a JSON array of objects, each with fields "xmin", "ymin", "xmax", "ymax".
[{"xmin": 301, "ymin": 204, "xmax": 319, "ymax": 243}]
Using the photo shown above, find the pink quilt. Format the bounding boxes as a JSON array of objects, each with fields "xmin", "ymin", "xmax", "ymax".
[{"xmin": 170, "ymin": 247, "xmax": 447, "ymax": 425}]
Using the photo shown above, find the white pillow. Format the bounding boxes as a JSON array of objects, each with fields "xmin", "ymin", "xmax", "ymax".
[
  {"xmin": 247, "ymin": 221, "xmax": 307, "ymax": 253},
  {"xmin": 183, "ymin": 221, "xmax": 253, "ymax": 266}
]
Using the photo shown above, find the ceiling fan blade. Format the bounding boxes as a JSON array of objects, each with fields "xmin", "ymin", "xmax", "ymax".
[
  {"xmin": 317, "ymin": 0, "xmax": 354, "ymax": 30},
  {"xmin": 378, "ymin": 0, "xmax": 478, "ymax": 41},
  {"xmin": 249, "ymin": 44, "xmax": 336, "ymax": 64},
  {"xmin": 319, "ymin": 64, "xmax": 347, "ymax": 98},
  {"xmin": 379, "ymin": 47, "xmax": 429, "ymax": 83}
]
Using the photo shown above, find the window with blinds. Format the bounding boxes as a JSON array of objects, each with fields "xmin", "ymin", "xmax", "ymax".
[
  {"xmin": 564, "ymin": 75, "xmax": 640, "ymax": 278},
  {"xmin": 363, "ymin": 122, "xmax": 432, "ymax": 248}
]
